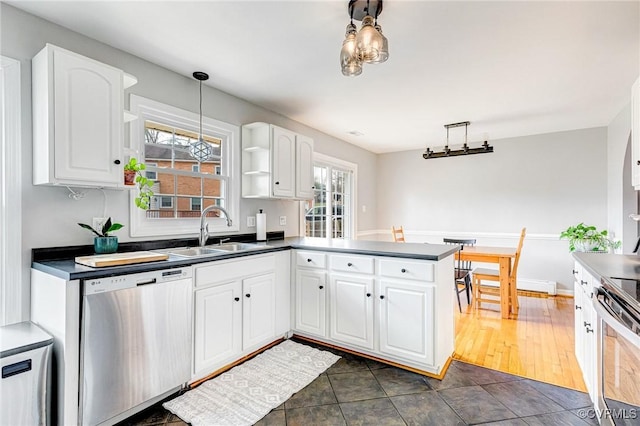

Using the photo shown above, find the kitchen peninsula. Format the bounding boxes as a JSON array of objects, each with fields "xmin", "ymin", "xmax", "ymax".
[{"xmin": 31, "ymin": 237, "xmax": 457, "ymax": 426}]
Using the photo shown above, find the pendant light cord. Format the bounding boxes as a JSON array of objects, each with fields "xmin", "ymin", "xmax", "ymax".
[{"xmin": 199, "ymin": 80, "xmax": 203, "ymax": 141}]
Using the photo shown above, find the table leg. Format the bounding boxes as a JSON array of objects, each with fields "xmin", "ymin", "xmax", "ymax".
[{"xmin": 498, "ymin": 257, "xmax": 511, "ymax": 319}]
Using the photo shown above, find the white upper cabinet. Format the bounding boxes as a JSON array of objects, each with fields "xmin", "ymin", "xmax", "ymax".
[
  {"xmin": 242, "ymin": 122, "xmax": 314, "ymax": 199},
  {"xmin": 32, "ymin": 44, "xmax": 136, "ymax": 188},
  {"xmin": 632, "ymin": 77, "xmax": 640, "ymax": 189}
]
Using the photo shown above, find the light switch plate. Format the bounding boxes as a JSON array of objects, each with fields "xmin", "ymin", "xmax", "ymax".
[
  {"xmin": 247, "ymin": 216, "xmax": 256, "ymax": 227},
  {"xmin": 279, "ymin": 216, "xmax": 286, "ymax": 226}
]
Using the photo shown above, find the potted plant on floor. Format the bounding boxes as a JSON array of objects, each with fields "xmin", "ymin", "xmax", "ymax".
[
  {"xmin": 560, "ymin": 223, "xmax": 621, "ymax": 252},
  {"xmin": 124, "ymin": 157, "xmax": 155, "ymax": 210},
  {"xmin": 78, "ymin": 218, "xmax": 124, "ymax": 254}
]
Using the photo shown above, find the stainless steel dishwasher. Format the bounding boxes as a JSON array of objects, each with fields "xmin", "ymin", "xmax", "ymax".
[{"xmin": 80, "ymin": 267, "xmax": 192, "ymax": 426}]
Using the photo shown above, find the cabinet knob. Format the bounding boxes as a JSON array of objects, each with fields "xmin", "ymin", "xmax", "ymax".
[
  {"xmin": 347, "ymin": 262, "xmax": 353, "ymax": 267},
  {"xmin": 307, "ymin": 258, "xmax": 312, "ymax": 263},
  {"xmin": 114, "ymin": 159, "xmax": 121, "ymax": 165},
  {"xmin": 312, "ymin": 186, "xmax": 315, "ymax": 189},
  {"xmin": 234, "ymin": 297, "xmax": 240, "ymax": 302},
  {"xmin": 275, "ymin": 181, "xmax": 280, "ymax": 185},
  {"xmin": 319, "ymin": 285, "xmax": 324, "ymax": 290},
  {"xmin": 380, "ymin": 295, "xmax": 385, "ymax": 300},
  {"xmin": 583, "ymin": 321, "xmax": 591, "ymax": 327},
  {"xmin": 245, "ymin": 293, "xmax": 251, "ymax": 298},
  {"xmin": 637, "ymin": 160, "xmax": 640, "ymax": 165},
  {"xmin": 366, "ymin": 293, "xmax": 371, "ymax": 297},
  {"xmin": 580, "ymin": 280, "xmax": 587, "ymax": 286},
  {"xmin": 575, "ymin": 305, "xmax": 582, "ymax": 310},
  {"xmin": 586, "ymin": 327, "xmax": 594, "ymax": 333},
  {"xmin": 401, "ymin": 268, "xmax": 407, "ymax": 273},
  {"xmin": 572, "ymin": 269, "xmax": 578, "ymax": 275}
]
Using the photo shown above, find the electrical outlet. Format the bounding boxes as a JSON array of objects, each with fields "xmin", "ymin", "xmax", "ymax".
[
  {"xmin": 279, "ymin": 216, "xmax": 286, "ymax": 226},
  {"xmin": 92, "ymin": 217, "xmax": 107, "ymax": 231},
  {"xmin": 247, "ymin": 216, "xmax": 256, "ymax": 227}
]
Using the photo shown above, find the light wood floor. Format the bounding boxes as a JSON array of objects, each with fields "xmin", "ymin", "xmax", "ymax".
[{"xmin": 454, "ymin": 292, "xmax": 587, "ymax": 392}]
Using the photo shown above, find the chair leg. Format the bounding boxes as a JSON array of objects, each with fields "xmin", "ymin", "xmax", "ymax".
[
  {"xmin": 473, "ymin": 276, "xmax": 479, "ymax": 309},
  {"xmin": 464, "ymin": 275, "xmax": 471, "ymax": 304},
  {"xmin": 455, "ymin": 281, "xmax": 462, "ymax": 313}
]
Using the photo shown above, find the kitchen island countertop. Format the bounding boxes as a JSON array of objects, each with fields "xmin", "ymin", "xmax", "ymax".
[
  {"xmin": 573, "ymin": 252, "xmax": 640, "ymax": 281},
  {"xmin": 32, "ymin": 237, "xmax": 458, "ymax": 281}
]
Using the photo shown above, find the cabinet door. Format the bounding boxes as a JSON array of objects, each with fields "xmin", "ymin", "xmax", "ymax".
[
  {"xmin": 53, "ymin": 47, "xmax": 123, "ymax": 185},
  {"xmin": 295, "ymin": 134, "xmax": 314, "ymax": 199},
  {"xmin": 194, "ymin": 281, "xmax": 242, "ymax": 375},
  {"xmin": 242, "ymin": 273, "xmax": 276, "ymax": 350},
  {"xmin": 329, "ymin": 274, "xmax": 374, "ymax": 349},
  {"xmin": 573, "ymin": 280, "xmax": 585, "ymax": 372},
  {"xmin": 379, "ymin": 280, "xmax": 435, "ymax": 365},
  {"xmin": 271, "ymin": 126, "xmax": 295, "ymax": 198},
  {"xmin": 294, "ymin": 269, "xmax": 327, "ymax": 337}
]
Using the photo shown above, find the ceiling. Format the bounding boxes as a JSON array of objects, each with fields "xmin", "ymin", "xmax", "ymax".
[{"xmin": 9, "ymin": 1, "xmax": 640, "ymax": 154}]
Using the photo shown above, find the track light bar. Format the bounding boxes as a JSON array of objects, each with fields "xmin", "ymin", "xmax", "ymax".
[{"xmin": 422, "ymin": 120, "xmax": 494, "ymax": 160}]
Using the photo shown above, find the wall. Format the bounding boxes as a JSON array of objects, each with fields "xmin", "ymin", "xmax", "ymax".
[
  {"xmin": 606, "ymin": 104, "xmax": 637, "ymax": 253},
  {"xmin": 0, "ymin": 4, "xmax": 378, "ymax": 320},
  {"xmin": 374, "ymin": 128, "xmax": 608, "ymax": 292}
]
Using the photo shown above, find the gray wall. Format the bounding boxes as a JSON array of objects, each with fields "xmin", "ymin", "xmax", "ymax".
[
  {"xmin": 374, "ymin": 127, "xmax": 609, "ymax": 292},
  {"xmin": 1, "ymin": 4, "xmax": 377, "ymax": 318}
]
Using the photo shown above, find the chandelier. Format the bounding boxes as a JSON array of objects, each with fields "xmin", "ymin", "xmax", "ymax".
[
  {"xmin": 423, "ymin": 121, "xmax": 494, "ymax": 159},
  {"xmin": 340, "ymin": 0, "xmax": 389, "ymax": 77}
]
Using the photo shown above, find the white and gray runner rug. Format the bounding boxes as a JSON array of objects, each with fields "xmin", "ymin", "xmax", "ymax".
[{"xmin": 163, "ymin": 340, "xmax": 340, "ymax": 426}]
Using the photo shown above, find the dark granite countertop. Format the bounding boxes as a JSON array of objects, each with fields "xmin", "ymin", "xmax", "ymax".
[
  {"xmin": 32, "ymin": 237, "xmax": 457, "ymax": 281},
  {"xmin": 573, "ymin": 252, "xmax": 640, "ymax": 281}
]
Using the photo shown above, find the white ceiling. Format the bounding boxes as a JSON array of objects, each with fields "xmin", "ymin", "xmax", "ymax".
[{"xmin": 9, "ymin": 1, "xmax": 640, "ymax": 153}]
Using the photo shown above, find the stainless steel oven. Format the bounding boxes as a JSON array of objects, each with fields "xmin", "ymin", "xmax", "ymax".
[{"xmin": 594, "ymin": 278, "xmax": 640, "ymax": 426}]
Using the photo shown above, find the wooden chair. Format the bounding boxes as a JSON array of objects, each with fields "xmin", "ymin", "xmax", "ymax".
[
  {"xmin": 472, "ymin": 228, "xmax": 526, "ymax": 311},
  {"xmin": 443, "ymin": 238, "xmax": 477, "ymax": 312},
  {"xmin": 391, "ymin": 226, "xmax": 405, "ymax": 242}
]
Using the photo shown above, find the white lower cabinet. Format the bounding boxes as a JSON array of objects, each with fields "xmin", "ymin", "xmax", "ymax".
[
  {"xmin": 194, "ymin": 281, "xmax": 242, "ymax": 374},
  {"xmin": 329, "ymin": 274, "xmax": 374, "ymax": 349},
  {"xmin": 192, "ymin": 254, "xmax": 285, "ymax": 381},
  {"xmin": 573, "ymin": 260, "xmax": 598, "ymax": 403},
  {"xmin": 292, "ymin": 250, "xmax": 451, "ymax": 375},
  {"xmin": 294, "ymin": 269, "xmax": 327, "ymax": 337},
  {"xmin": 379, "ymin": 279, "xmax": 435, "ymax": 365},
  {"xmin": 243, "ymin": 273, "xmax": 276, "ymax": 349}
]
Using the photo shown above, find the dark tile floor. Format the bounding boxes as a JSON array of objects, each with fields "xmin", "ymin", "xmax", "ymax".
[{"xmin": 120, "ymin": 341, "xmax": 595, "ymax": 426}]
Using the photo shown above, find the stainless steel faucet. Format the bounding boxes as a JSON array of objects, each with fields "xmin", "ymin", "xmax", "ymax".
[{"xmin": 199, "ymin": 205, "xmax": 233, "ymax": 247}]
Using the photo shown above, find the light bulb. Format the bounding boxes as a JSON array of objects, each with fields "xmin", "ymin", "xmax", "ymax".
[
  {"xmin": 340, "ymin": 23, "xmax": 362, "ymax": 76},
  {"xmin": 370, "ymin": 24, "xmax": 388, "ymax": 64},
  {"xmin": 356, "ymin": 15, "xmax": 383, "ymax": 63}
]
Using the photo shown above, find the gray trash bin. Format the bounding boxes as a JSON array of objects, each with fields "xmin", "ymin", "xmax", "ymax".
[{"xmin": 0, "ymin": 321, "xmax": 53, "ymax": 426}]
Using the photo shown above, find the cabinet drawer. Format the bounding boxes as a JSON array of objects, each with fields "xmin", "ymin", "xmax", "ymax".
[
  {"xmin": 296, "ymin": 251, "xmax": 326, "ymax": 269},
  {"xmin": 379, "ymin": 258, "xmax": 434, "ymax": 282},
  {"xmin": 330, "ymin": 254, "xmax": 374, "ymax": 274},
  {"xmin": 195, "ymin": 254, "xmax": 274, "ymax": 287}
]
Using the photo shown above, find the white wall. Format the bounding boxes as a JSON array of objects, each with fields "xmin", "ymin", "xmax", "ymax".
[
  {"xmin": 374, "ymin": 127, "xmax": 608, "ymax": 292},
  {"xmin": 0, "ymin": 4, "xmax": 378, "ymax": 320},
  {"xmin": 606, "ymin": 103, "xmax": 637, "ymax": 253}
]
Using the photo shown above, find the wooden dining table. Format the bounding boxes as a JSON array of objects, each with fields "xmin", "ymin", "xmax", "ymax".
[{"xmin": 456, "ymin": 245, "xmax": 518, "ymax": 319}]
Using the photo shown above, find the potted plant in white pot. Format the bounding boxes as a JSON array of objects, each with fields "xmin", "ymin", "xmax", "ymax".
[
  {"xmin": 560, "ymin": 223, "xmax": 621, "ymax": 252},
  {"xmin": 78, "ymin": 218, "xmax": 124, "ymax": 254}
]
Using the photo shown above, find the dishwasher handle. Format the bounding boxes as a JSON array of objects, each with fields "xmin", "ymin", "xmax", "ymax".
[{"xmin": 136, "ymin": 278, "xmax": 157, "ymax": 286}]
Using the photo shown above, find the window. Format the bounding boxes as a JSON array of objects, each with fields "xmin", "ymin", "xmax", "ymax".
[
  {"xmin": 159, "ymin": 196, "xmax": 173, "ymax": 209},
  {"xmin": 303, "ymin": 153, "xmax": 356, "ymax": 239},
  {"xmin": 129, "ymin": 95, "xmax": 240, "ymax": 237},
  {"xmin": 146, "ymin": 162, "xmax": 158, "ymax": 180}
]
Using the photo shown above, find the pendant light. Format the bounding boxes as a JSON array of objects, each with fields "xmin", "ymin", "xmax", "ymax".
[
  {"xmin": 339, "ymin": 0, "xmax": 388, "ymax": 76},
  {"xmin": 422, "ymin": 122, "xmax": 494, "ymax": 159},
  {"xmin": 189, "ymin": 71, "xmax": 213, "ymax": 162}
]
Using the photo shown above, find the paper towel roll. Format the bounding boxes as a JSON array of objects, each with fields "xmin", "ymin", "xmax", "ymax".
[{"xmin": 256, "ymin": 209, "xmax": 266, "ymax": 241}]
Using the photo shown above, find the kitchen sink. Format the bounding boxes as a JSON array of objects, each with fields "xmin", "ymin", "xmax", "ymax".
[
  {"xmin": 208, "ymin": 242, "xmax": 271, "ymax": 252},
  {"xmin": 164, "ymin": 247, "xmax": 227, "ymax": 257}
]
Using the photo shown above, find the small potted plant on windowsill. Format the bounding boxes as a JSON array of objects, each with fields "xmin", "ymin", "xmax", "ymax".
[
  {"xmin": 560, "ymin": 223, "xmax": 621, "ymax": 252},
  {"xmin": 124, "ymin": 157, "xmax": 155, "ymax": 210},
  {"xmin": 78, "ymin": 218, "xmax": 124, "ymax": 254}
]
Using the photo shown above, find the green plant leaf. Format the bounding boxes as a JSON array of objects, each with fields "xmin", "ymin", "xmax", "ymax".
[{"xmin": 78, "ymin": 222, "xmax": 102, "ymax": 237}]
